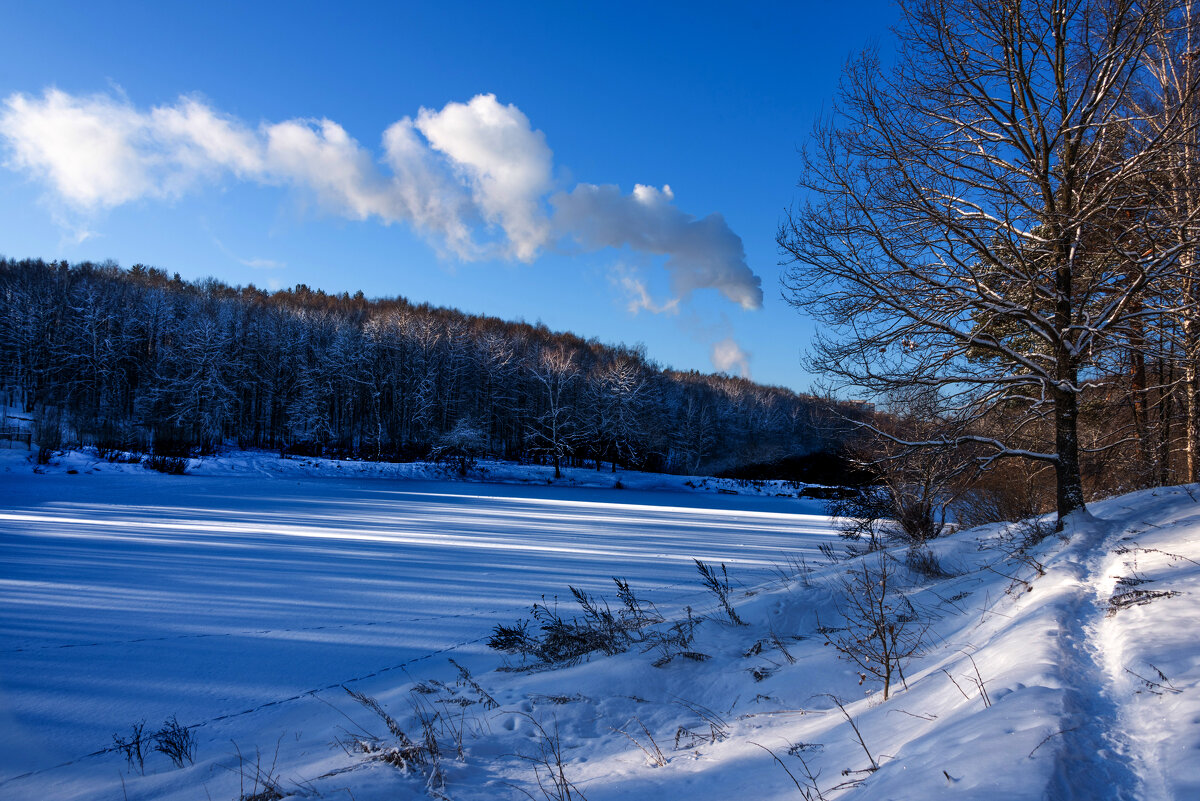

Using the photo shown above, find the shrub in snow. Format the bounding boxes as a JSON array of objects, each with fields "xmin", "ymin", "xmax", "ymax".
[
  {"xmin": 821, "ymin": 551, "xmax": 927, "ymax": 700},
  {"xmin": 152, "ymin": 715, "xmax": 196, "ymax": 768},
  {"xmin": 34, "ymin": 405, "xmax": 61, "ymax": 465},
  {"xmin": 694, "ymin": 559, "xmax": 746, "ymax": 625},
  {"xmin": 828, "ymin": 391, "xmax": 968, "ymax": 552},
  {"xmin": 92, "ymin": 420, "xmax": 144, "ymax": 463},
  {"xmin": 430, "ymin": 418, "xmax": 488, "ymax": 477},
  {"xmin": 905, "ymin": 544, "xmax": 952, "ymax": 579},
  {"xmin": 144, "ymin": 455, "xmax": 188, "ymax": 475},
  {"xmin": 340, "ymin": 686, "xmax": 474, "ymax": 797},
  {"xmin": 489, "ymin": 578, "xmax": 665, "ymax": 667},
  {"xmin": 230, "ymin": 742, "xmax": 285, "ymax": 801},
  {"xmin": 112, "ymin": 720, "xmax": 148, "ymax": 774},
  {"xmin": 513, "ymin": 712, "xmax": 588, "ymax": 801},
  {"xmin": 955, "ymin": 459, "xmax": 1052, "ymax": 529},
  {"xmin": 341, "ymin": 687, "xmax": 430, "ymax": 771}
]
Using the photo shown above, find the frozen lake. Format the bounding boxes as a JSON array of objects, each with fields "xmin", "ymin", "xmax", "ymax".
[{"xmin": 0, "ymin": 468, "xmax": 836, "ymax": 792}]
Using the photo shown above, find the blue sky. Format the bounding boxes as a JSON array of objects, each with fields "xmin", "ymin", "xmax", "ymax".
[{"xmin": 0, "ymin": 0, "xmax": 899, "ymax": 392}]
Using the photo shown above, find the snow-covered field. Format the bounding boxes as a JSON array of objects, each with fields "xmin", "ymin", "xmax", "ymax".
[{"xmin": 1, "ymin": 448, "xmax": 1198, "ymax": 800}]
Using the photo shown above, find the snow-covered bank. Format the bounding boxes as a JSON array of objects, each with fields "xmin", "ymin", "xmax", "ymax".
[
  {"xmin": 1, "ymin": 449, "xmax": 1197, "ymax": 800},
  {"xmin": 5, "ymin": 443, "xmax": 814, "ymax": 498}
]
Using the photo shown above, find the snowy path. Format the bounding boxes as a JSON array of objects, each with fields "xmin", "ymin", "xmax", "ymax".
[
  {"xmin": 1035, "ymin": 490, "xmax": 1200, "ymax": 801},
  {"xmin": 1088, "ymin": 491, "xmax": 1200, "ymax": 801},
  {"xmin": 1044, "ymin": 514, "xmax": 1140, "ymax": 800}
]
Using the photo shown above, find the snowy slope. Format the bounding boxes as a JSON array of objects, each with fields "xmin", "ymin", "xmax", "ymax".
[{"xmin": 1, "ymin": 448, "xmax": 1198, "ymax": 800}]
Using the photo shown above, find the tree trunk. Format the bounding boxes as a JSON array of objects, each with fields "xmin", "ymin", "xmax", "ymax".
[
  {"xmin": 1160, "ymin": 357, "xmax": 1175, "ymax": 487},
  {"xmin": 1053, "ymin": 385, "xmax": 1086, "ymax": 530},
  {"xmin": 1053, "ymin": 243, "xmax": 1085, "ymax": 528},
  {"xmin": 1128, "ymin": 308, "xmax": 1155, "ymax": 485},
  {"xmin": 1132, "ymin": 348, "xmax": 1156, "ymax": 482},
  {"xmin": 1185, "ymin": 281, "xmax": 1195, "ymax": 482},
  {"xmin": 1187, "ymin": 356, "xmax": 1198, "ymax": 483},
  {"xmin": 1185, "ymin": 300, "xmax": 1199, "ymax": 483}
]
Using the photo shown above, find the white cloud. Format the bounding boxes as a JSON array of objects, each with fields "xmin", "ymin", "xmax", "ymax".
[
  {"xmin": 0, "ymin": 90, "xmax": 271, "ymax": 209},
  {"xmin": 415, "ymin": 94, "xmax": 552, "ymax": 261},
  {"xmin": 151, "ymin": 97, "xmax": 264, "ymax": 178},
  {"xmin": 211, "ymin": 236, "xmax": 286, "ymax": 271},
  {"xmin": 381, "ymin": 119, "xmax": 477, "ymax": 259},
  {"xmin": 613, "ymin": 267, "xmax": 680, "ymax": 315},
  {"xmin": 242, "ymin": 258, "xmax": 285, "ymax": 270},
  {"xmin": 553, "ymin": 183, "xmax": 763, "ymax": 310},
  {"xmin": 2, "ymin": 89, "xmax": 164, "ymax": 208},
  {"xmin": 262, "ymin": 118, "xmax": 392, "ymax": 221},
  {"xmin": 0, "ymin": 88, "xmax": 763, "ymax": 313},
  {"xmin": 711, "ymin": 337, "xmax": 751, "ymax": 378}
]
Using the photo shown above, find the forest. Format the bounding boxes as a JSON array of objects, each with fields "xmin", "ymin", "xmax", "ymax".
[{"xmin": 0, "ymin": 257, "xmax": 852, "ymax": 476}]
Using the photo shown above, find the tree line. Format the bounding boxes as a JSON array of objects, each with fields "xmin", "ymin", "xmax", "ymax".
[{"xmin": 0, "ymin": 257, "xmax": 852, "ymax": 475}]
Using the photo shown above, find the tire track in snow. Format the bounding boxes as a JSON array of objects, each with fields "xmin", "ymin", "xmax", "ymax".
[{"xmin": 1043, "ymin": 517, "xmax": 1142, "ymax": 801}]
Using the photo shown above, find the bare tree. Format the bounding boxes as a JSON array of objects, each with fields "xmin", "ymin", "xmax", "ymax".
[
  {"xmin": 586, "ymin": 350, "xmax": 654, "ymax": 471},
  {"xmin": 430, "ymin": 416, "xmax": 488, "ymax": 475},
  {"xmin": 529, "ymin": 344, "xmax": 581, "ymax": 478},
  {"xmin": 781, "ymin": 0, "xmax": 1199, "ymax": 528},
  {"xmin": 148, "ymin": 305, "xmax": 239, "ymax": 453},
  {"xmin": 822, "ymin": 551, "xmax": 926, "ymax": 700},
  {"xmin": 832, "ymin": 388, "xmax": 968, "ymax": 549},
  {"xmin": 476, "ymin": 330, "xmax": 520, "ymax": 455}
]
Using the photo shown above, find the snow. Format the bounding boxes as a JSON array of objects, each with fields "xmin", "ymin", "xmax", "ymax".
[{"xmin": 1, "ymin": 446, "xmax": 1198, "ymax": 800}]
